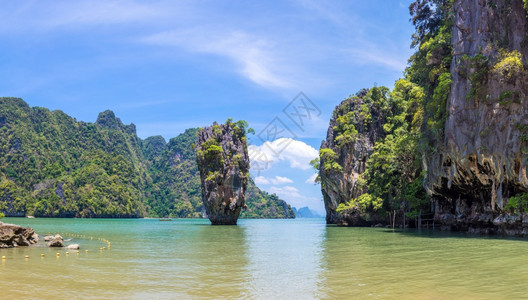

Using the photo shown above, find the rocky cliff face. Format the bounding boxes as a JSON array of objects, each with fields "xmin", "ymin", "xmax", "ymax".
[
  {"xmin": 196, "ymin": 121, "xmax": 250, "ymax": 225},
  {"xmin": 425, "ymin": 0, "xmax": 528, "ymax": 234},
  {"xmin": 320, "ymin": 89, "xmax": 388, "ymax": 225}
]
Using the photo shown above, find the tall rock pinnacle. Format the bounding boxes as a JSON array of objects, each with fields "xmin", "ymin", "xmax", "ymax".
[{"xmin": 196, "ymin": 120, "xmax": 250, "ymax": 225}]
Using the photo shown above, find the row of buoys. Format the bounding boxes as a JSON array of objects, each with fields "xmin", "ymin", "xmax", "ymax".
[
  {"xmin": 48, "ymin": 232, "xmax": 112, "ymax": 249},
  {"xmin": 3, "ymin": 249, "xmax": 91, "ymax": 261},
  {"xmin": 96, "ymin": 237, "xmax": 111, "ymax": 249},
  {"xmin": 1, "ymin": 233, "xmax": 111, "ymax": 262},
  {"xmin": 46, "ymin": 232, "xmax": 112, "ymax": 247}
]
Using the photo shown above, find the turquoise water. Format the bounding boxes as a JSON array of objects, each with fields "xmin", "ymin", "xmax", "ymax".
[{"xmin": 1, "ymin": 217, "xmax": 528, "ymax": 299}]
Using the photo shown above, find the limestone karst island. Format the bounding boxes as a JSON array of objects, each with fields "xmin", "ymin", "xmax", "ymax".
[{"xmin": 1, "ymin": 0, "xmax": 528, "ymax": 298}]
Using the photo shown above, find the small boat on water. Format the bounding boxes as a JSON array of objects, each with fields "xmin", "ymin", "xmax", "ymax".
[{"xmin": 159, "ymin": 218, "xmax": 172, "ymax": 221}]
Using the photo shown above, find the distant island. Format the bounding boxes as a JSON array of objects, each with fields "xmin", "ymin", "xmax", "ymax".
[
  {"xmin": 0, "ymin": 98, "xmax": 295, "ymax": 219},
  {"xmin": 292, "ymin": 207, "xmax": 321, "ymax": 218}
]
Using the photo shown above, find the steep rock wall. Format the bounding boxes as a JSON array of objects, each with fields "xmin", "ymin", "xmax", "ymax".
[
  {"xmin": 196, "ymin": 122, "xmax": 250, "ymax": 225},
  {"xmin": 425, "ymin": 0, "xmax": 528, "ymax": 234},
  {"xmin": 320, "ymin": 90, "xmax": 387, "ymax": 225}
]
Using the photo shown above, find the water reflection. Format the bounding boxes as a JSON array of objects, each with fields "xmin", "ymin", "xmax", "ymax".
[
  {"xmin": 244, "ymin": 219, "xmax": 326, "ymax": 299},
  {"xmin": 185, "ymin": 224, "xmax": 250, "ymax": 299},
  {"xmin": 318, "ymin": 226, "xmax": 368, "ymax": 299},
  {"xmin": 318, "ymin": 226, "xmax": 528, "ymax": 300}
]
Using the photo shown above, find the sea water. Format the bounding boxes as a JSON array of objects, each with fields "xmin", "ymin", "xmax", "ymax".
[{"xmin": 1, "ymin": 217, "xmax": 527, "ymax": 299}]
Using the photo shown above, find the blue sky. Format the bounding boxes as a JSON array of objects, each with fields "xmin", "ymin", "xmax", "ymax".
[{"xmin": 0, "ymin": 0, "xmax": 416, "ymax": 215}]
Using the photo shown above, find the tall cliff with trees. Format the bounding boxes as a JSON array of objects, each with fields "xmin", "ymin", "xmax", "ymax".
[
  {"xmin": 316, "ymin": 0, "xmax": 528, "ymax": 234},
  {"xmin": 317, "ymin": 82, "xmax": 427, "ymax": 227},
  {"xmin": 0, "ymin": 97, "xmax": 294, "ymax": 219},
  {"xmin": 425, "ymin": 0, "xmax": 528, "ymax": 234},
  {"xmin": 196, "ymin": 120, "xmax": 250, "ymax": 225}
]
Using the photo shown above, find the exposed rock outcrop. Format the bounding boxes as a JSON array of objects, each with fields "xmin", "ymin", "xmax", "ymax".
[
  {"xmin": 65, "ymin": 243, "xmax": 79, "ymax": 250},
  {"xmin": 0, "ymin": 221, "xmax": 39, "ymax": 248},
  {"xmin": 320, "ymin": 89, "xmax": 388, "ymax": 225},
  {"xmin": 46, "ymin": 234, "xmax": 64, "ymax": 247},
  {"xmin": 196, "ymin": 121, "xmax": 250, "ymax": 225},
  {"xmin": 425, "ymin": 0, "xmax": 528, "ymax": 234}
]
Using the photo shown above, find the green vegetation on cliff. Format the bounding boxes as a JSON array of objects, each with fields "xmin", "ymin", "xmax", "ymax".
[
  {"xmin": 317, "ymin": 0, "xmax": 453, "ymax": 225},
  {"xmin": 323, "ymin": 0, "xmax": 528, "ymax": 227},
  {"xmin": 407, "ymin": 0, "xmax": 453, "ymax": 153},
  {"xmin": 242, "ymin": 178, "xmax": 295, "ymax": 219},
  {"xmin": 0, "ymin": 98, "xmax": 294, "ymax": 219},
  {"xmin": 504, "ymin": 193, "xmax": 528, "ymax": 214},
  {"xmin": 320, "ymin": 81, "xmax": 428, "ymax": 223},
  {"xmin": 143, "ymin": 129, "xmax": 203, "ymax": 218},
  {"xmin": 0, "ymin": 98, "xmax": 146, "ymax": 217},
  {"xmin": 363, "ymin": 80, "xmax": 428, "ymax": 220}
]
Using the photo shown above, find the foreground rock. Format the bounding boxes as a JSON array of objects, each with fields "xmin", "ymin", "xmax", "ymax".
[
  {"xmin": 65, "ymin": 243, "xmax": 79, "ymax": 250},
  {"xmin": 425, "ymin": 0, "xmax": 528, "ymax": 235},
  {"xmin": 0, "ymin": 221, "xmax": 39, "ymax": 248},
  {"xmin": 47, "ymin": 234, "xmax": 64, "ymax": 247},
  {"xmin": 196, "ymin": 120, "xmax": 250, "ymax": 225}
]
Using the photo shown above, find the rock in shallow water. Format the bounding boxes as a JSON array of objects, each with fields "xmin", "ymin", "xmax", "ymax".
[
  {"xmin": 65, "ymin": 244, "xmax": 79, "ymax": 250},
  {"xmin": 47, "ymin": 234, "xmax": 64, "ymax": 247},
  {"xmin": 196, "ymin": 121, "xmax": 250, "ymax": 225},
  {"xmin": 0, "ymin": 221, "xmax": 39, "ymax": 248}
]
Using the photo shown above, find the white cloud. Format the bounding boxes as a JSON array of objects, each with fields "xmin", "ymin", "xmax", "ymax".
[
  {"xmin": 271, "ymin": 176, "xmax": 294, "ymax": 185},
  {"xmin": 254, "ymin": 176, "xmax": 270, "ymax": 185},
  {"xmin": 248, "ymin": 138, "xmax": 318, "ymax": 171},
  {"xmin": 305, "ymin": 173, "xmax": 318, "ymax": 184},
  {"xmin": 0, "ymin": 0, "xmax": 413, "ymax": 96},
  {"xmin": 0, "ymin": 1, "xmax": 168, "ymax": 33},
  {"xmin": 255, "ymin": 175, "xmax": 293, "ymax": 185},
  {"xmin": 141, "ymin": 29, "xmax": 293, "ymax": 90},
  {"xmin": 268, "ymin": 186, "xmax": 302, "ymax": 199},
  {"xmin": 294, "ymin": 0, "xmax": 411, "ymax": 72},
  {"xmin": 347, "ymin": 47, "xmax": 408, "ymax": 71},
  {"xmin": 294, "ymin": 0, "xmax": 352, "ymax": 27}
]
